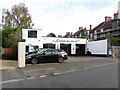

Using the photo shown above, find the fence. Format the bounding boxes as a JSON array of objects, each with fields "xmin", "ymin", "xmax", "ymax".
[
  {"xmin": 112, "ymin": 46, "xmax": 120, "ymax": 58},
  {"xmin": 2, "ymin": 48, "xmax": 17, "ymax": 60}
]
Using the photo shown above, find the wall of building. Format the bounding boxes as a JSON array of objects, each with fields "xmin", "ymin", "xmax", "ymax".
[{"xmin": 22, "ymin": 29, "xmax": 87, "ymax": 55}]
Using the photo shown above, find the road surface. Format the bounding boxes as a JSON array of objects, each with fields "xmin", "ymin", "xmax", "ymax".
[{"xmin": 2, "ymin": 61, "xmax": 118, "ymax": 88}]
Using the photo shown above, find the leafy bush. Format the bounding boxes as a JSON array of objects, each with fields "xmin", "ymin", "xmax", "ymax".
[{"xmin": 78, "ymin": 36, "xmax": 87, "ymax": 39}]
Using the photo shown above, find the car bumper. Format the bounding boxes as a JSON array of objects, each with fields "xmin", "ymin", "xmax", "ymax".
[
  {"xmin": 63, "ymin": 55, "xmax": 68, "ymax": 60},
  {"xmin": 25, "ymin": 57, "xmax": 32, "ymax": 63}
]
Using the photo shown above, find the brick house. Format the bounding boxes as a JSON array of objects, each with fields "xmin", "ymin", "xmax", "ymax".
[
  {"xmin": 89, "ymin": 13, "xmax": 120, "ymax": 45},
  {"xmin": 71, "ymin": 27, "xmax": 89, "ymax": 39}
]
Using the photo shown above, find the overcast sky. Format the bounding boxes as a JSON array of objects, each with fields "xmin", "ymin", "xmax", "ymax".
[{"xmin": 0, "ymin": 0, "xmax": 119, "ymax": 36}]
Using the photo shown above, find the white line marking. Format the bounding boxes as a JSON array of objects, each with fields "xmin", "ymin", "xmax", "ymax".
[
  {"xmin": 52, "ymin": 73, "xmax": 61, "ymax": 75},
  {"xmin": 39, "ymin": 75, "xmax": 47, "ymax": 78},
  {"xmin": 1, "ymin": 79, "xmax": 25, "ymax": 84},
  {"xmin": 59, "ymin": 62, "xmax": 118, "ymax": 75}
]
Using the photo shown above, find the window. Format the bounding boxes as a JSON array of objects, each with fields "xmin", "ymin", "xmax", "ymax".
[
  {"xmin": 29, "ymin": 46, "xmax": 35, "ymax": 52},
  {"xmin": 112, "ymin": 21, "xmax": 118, "ymax": 28},
  {"xmin": 100, "ymin": 29, "xmax": 104, "ymax": 32},
  {"xmin": 118, "ymin": 20, "xmax": 120, "ymax": 26},
  {"xmin": 45, "ymin": 50, "xmax": 51, "ymax": 55},
  {"xmin": 51, "ymin": 50, "xmax": 58, "ymax": 54},
  {"xmin": 33, "ymin": 46, "xmax": 39, "ymax": 51},
  {"xmin": 26, "ymin": 46, "xmax": 29, "ymax": 52},
  {"xmin": 28, "ymin": 31, "xmax": 37, "ymax": 38},
  {"xmin": 94, "ymin": 30, "xmax": 97, "ymax": 34}
]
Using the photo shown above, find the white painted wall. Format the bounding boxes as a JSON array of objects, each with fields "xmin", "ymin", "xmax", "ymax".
[
  {"xmin": 22, "ymin": 28, "xmax": 42, "ymax": 40},
  {"xmin": 22, "ymin": 29, "xmax": 86, "ymax": 45},
  {"xmin": 22, "ymin": 28, "xmax": 87, "ymax": 54},
  {"xmin": 22, "ymin": 28, "xmax": 43, "ymax": 48},
  {"xmin": 55, "ymin": 43, "xmax": 60, "ymax": 49},
  {"xmin": 42, "ymin": 37, "xmax": 86, "ymax": 44},
  {"xmin": 18, "ymin": 42, "xmax": 25, "ymax": 68}
]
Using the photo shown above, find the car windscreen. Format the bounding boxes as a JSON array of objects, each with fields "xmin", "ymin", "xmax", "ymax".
[{"xmin": 37, "ymin": 49, "xmax": 47, "ymax": 54}]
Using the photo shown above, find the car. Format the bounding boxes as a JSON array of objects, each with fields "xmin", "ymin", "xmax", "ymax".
[
  {"xmin": 57, "ymin": 49, "xmax": 68, "ymax": 60},
  {"xmin": 25, "ymin": 48, "xmax": 68, "ymax": 64}
]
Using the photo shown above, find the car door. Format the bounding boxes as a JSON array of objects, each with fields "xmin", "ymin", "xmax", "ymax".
[
  {"xmin": 44, "ymin": 50, "xmax": 52, "ymax": 62},
  {"xmin": 36, "ymin": 50, "xmax": 48, "ymax": 62},
  {"xmin": 34, "ymin": 52, "xmax": 44, "ymax": 62}
]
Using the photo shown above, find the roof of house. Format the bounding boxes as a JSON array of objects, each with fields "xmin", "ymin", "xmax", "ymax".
[
  {"xmin": 71, "ymin": 28, "xmax": 88, "ymax": 37},
  {"xmin": 91, "ymin": 19, "xmax": 114, "ymax": 32},
  {"xmin": 91, "ymin": 15, "xmax": 120, "ymax": 32}
]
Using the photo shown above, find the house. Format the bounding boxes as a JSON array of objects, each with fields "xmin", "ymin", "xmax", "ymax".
[
  {"xmin": 63, "ymin": 32, "xmax": 73, "ymax": 38},
  {"xmin": 71, "ymin": 27, "xmax": 90, "ymax": 39},
  {"xmin": 90, "ymin": 13, "xmax": 120, "ymax": 45}
]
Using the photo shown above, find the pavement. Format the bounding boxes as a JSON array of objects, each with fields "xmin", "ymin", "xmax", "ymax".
[
  {"xmin": 0, "ymin": 60, "xmax": 17, "ymax": 70},
  {"xmin": 0, "ymin": 56, "xmax": 117, "ymax": 70}
]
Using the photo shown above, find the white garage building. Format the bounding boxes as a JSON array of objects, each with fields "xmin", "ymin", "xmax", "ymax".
[{"xmin": 22, "ymin": 29, "xmax": 87, "ymax": 56}]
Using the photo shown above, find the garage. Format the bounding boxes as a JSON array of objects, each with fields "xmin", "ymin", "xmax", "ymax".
[
  {"xmin": 43, "ymin": 43, "xmax": 55, "ymax": 49},
  {"xmin": 22, "ymin": 29, "xmax": 87, "ymax": 56}
]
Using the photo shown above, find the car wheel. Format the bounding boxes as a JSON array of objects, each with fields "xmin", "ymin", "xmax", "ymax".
[
  {"xmin": 31, "ymin": 58, "xmax": 38, "ymax": 64},
  {"xmin": 58, "ymin": 57, "xmax": 64, "ymax": 63}
]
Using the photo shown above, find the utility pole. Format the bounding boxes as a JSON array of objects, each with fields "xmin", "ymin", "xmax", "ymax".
[
  {"xmin": 118, "ymin": 1, "xmax": 120, "ymax": 58},
  {"xmin": 118, "ymin": 1, "xmax": 120, "ymax": 19}
]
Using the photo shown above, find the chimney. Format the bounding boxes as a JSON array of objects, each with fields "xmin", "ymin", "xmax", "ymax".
[
  {"xmin": 90, "ymin": 25, "xmax": 92, "ymax": 30},
  {"xmin": 105, "ymin": 16, "xmax": 112, "ymax": 22},
  {"xmin": 66, "ymin": 32, "xmax": 70, "ymax": 35},
  {"xmin": 70, "ymin": 32, "xmax": 73, "ymax": 36},
  {"xmin": 79, "ymin": 27, "xmax": 83, "ymax": 31}
]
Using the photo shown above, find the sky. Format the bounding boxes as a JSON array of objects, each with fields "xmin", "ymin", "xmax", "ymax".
[{"xmin": 0, "ymin": 0, "xmax": 120, "ymax": 36}]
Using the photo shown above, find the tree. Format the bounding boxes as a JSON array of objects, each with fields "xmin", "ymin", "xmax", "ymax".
[
  {"xmin": 2, "ymin": 27, "xmax": 22, "ymax": 59},
  {"xmin": 3, "ymin": 3, "xmax": 34, "ymax": 29},
  {"xmin": 2, "ymin": 27, "xmax": 22, "ymax": 48},
  {"xmin": 106, "ymin": 35, "xmax": 118, "ymax": 57},
  {"xmin": 47, "ymin": 32, "xmax": 56, "ymax": 37},
  {"xmin": 0, "ymin": 30, "xmax": 2, "ymax": 47},
  {"xmin": 106, "ymin": 36, "xmax": 118, "ymax": 46}
]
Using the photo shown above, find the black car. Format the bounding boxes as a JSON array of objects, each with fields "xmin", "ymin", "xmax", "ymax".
[
  {"xmin": 57, "ymin": 49, "xmax": 68, "ymax": 60},
  {"xmin": 25, "ymin": 48, "xmax": 67, "ymax": 64}
]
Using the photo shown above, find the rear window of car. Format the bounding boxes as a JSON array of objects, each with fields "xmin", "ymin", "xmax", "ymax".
[
  {"xmin": 51, "ymin": 50, "xmax": 58, "ymax": 54},
  {"xmin": 57, "ymin": 49, "xmax": 64, "ymax": 52}
]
